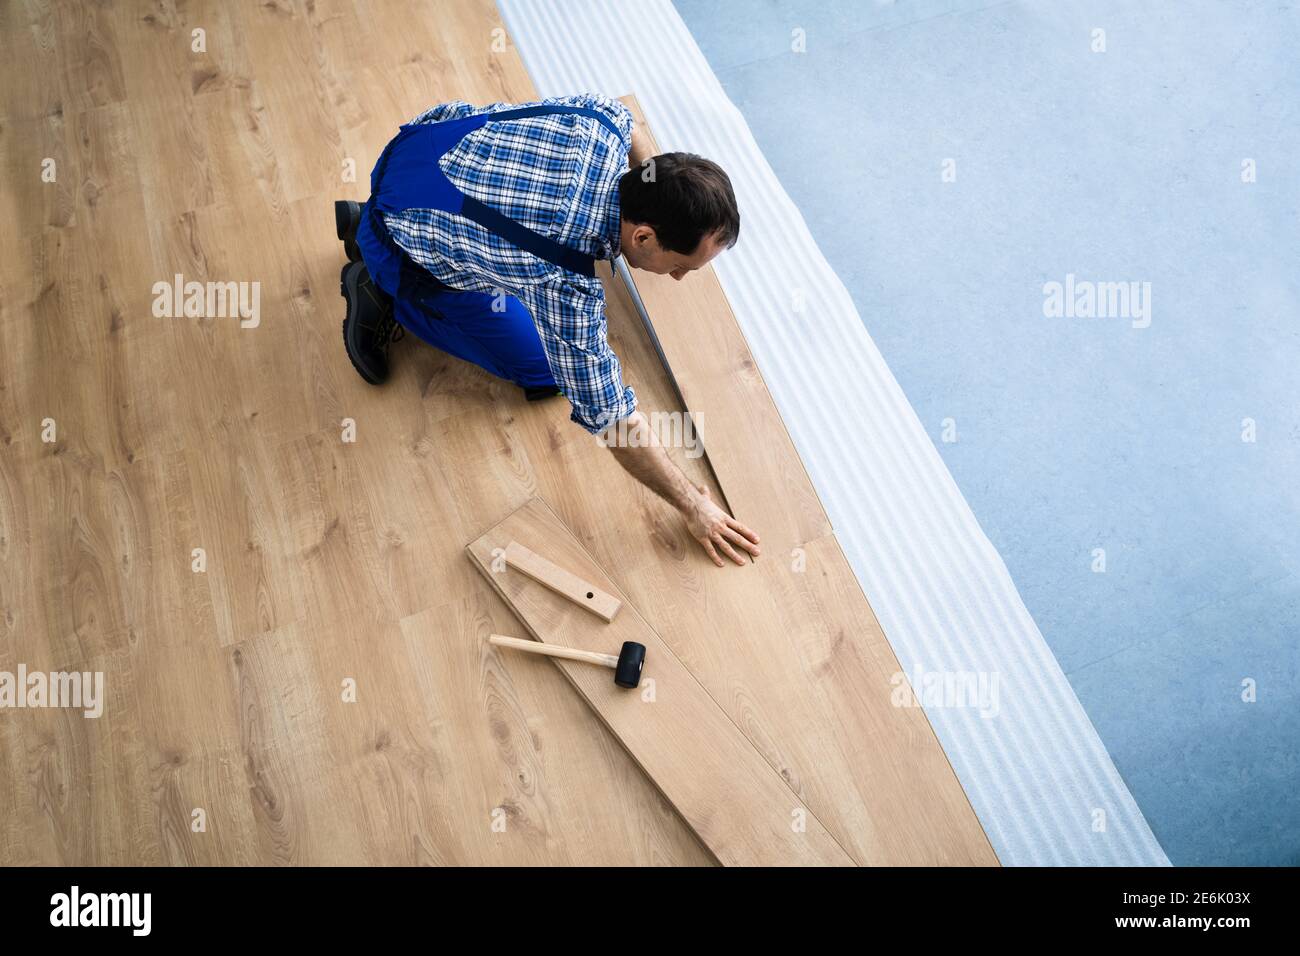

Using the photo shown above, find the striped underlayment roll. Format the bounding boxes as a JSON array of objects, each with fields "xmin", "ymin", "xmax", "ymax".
[{"xmin": 498, "ymin": 0, "xmax": 1170, "ymax": 866}]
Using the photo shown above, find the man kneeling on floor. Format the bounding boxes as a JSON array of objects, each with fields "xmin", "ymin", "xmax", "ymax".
[{"xmin": 336, "ymin": 94, "xmax": 760, "ymax": 567}]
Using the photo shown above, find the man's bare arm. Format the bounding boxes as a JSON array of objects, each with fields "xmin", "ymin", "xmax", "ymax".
[{"xmin": 606, "ymin": 411, "xmax": 761, "ymax": 567}]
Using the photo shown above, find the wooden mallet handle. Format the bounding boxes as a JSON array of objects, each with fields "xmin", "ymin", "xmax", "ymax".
[
  {"xmin": 488, "ymin": 635, "xmax": 646, "ymax": 688},
  {"xmin": 489, "ymin": 634, "xmax": 619, "ymax": 669}
]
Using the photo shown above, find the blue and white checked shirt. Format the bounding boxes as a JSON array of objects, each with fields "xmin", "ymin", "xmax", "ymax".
[{"xmin": 382, "ymin": 94, "xmax": 637, "ymax": 433}]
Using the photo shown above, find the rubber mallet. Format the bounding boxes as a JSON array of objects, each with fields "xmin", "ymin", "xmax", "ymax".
[{"xmin": 489, "ymin": 634, "xmax": 645, "ymax": 689}]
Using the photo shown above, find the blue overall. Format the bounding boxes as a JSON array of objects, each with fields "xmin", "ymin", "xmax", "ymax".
[{"xmin": 355, "ymin": 105, "xmax": 623, "ymax": 389}]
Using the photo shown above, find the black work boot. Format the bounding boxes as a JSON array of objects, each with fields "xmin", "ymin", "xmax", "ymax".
[
  {"xmin": 340, "ymin": 261, "xmax": 403, "ymax": 385},
  {"xmin": 335, "ymin": 200, "xmax": 362, "ymax": 262},
  {"xmin": 522, "ymin": 385, "xmax": 562, "ymax": 402}
]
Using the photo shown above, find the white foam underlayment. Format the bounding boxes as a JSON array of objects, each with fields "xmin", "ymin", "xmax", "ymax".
[{"xmin": 498, "ymin": 0, "xmax": 1170, "ymax": 866}]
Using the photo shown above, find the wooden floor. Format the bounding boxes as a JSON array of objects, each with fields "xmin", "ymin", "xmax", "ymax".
[
  {"xmin": 0, "ymin": 0, "xmax": 714, "ymax": 865},
  {"xmin": 0, "ymin": 0, "xmax": 996, "ymax": 866}
]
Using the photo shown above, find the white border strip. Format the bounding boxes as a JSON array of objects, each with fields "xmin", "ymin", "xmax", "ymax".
[{"xmin": 499, "ymin": 0, "xmax": 1169, "ymax": 866}]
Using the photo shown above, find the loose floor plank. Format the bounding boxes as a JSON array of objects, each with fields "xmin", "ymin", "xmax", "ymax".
[{"xmin": 467, "ymin": 497, "xmax": 854, "ymax": 867}]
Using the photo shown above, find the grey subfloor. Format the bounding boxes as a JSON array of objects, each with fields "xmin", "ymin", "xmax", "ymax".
[{"xmin": 675, "ymin": 0, "xmax": 1300, "ymax": 865}]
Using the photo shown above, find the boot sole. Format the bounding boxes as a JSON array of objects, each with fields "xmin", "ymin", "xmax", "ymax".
[
  {"xmin": 334, "ymin": 200, "xmax": 362, "ymax": 262},
  {"xmin": 340, "ymin": 262, "xmax": 385, "ymax": 386}
]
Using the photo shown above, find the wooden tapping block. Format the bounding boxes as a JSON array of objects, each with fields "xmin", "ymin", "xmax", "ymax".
[
  {"xmin": 467, "ymin": 498, "xmax": 856, "ymax": 867},
  {"xmin": 503, "ymin": 541, "xmax": 622, "ymax": 622}
]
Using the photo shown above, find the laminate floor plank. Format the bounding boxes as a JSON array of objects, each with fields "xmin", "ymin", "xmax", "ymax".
[{"xmin": 467, "ymin": 497, "xmax": 855, "ymax": 866}]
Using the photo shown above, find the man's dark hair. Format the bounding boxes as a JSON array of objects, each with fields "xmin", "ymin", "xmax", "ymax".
[{"xmin": 619, "ymin": 152, "xmax": 740, "ymax": 255}]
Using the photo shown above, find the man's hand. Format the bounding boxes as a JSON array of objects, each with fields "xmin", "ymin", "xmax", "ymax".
[
  {"xmin": 605, "ymin": 411, "xmax": 761, "ymax": 568},
  {"xmin": 683, "ymin": 485, "xmax": 761, "ymax": 567}
]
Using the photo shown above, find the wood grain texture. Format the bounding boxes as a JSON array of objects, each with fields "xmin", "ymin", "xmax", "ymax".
[
  {"xmin": 0, "ymin": 0, "xmax": 995, "ymax": 867},
  {"xmin": 468, "ymin": 498, "xmax": 854, "ymax": 866},
  {"xmin": 0, "ymin": 0, "xmax": 711, "ymax": 867},
  {"xmin": 503, "ymin": 541, "xmax": 622, "ymax": 621}
]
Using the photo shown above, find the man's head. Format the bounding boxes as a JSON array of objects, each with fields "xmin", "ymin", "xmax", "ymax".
[{"xmin": 619, "ymin": 153, "xmax": 739, "ymax": 280}]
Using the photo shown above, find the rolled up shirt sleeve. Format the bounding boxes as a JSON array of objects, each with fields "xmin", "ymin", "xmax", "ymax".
[{"xmin": 522, "ymin": 275, "xmax": 636, "ymax": 433}]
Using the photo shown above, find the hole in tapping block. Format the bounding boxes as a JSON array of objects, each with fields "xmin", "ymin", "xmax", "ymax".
[{"xmin": 586, "ymin": 592, "xmax": 594, "ymax": 599}]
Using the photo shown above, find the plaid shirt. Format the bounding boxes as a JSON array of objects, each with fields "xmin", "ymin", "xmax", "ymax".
[{"xmin": 382, "ymin": 94, "xmax": 636, "ymax": 433}]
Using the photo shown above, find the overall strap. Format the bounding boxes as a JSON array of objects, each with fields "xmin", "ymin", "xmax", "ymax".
[
  {"xmin": 484, "ymin": 104, "xmax": 624, "ymax": 144},
  {"xmin": 369, "ymin": 104, "xmax": 625, "ymax": 279},
  {"xmin": 459, "ymin": 193, "xmax": 598, "ymax": 277},
  {"xmin": 458, "ymin": 104, "xmax": 626, "ymax": 278}
]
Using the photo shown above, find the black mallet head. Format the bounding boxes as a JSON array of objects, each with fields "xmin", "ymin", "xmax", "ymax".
[{"xmin": 614, "ymin": 641, "xmax": 646, "ymax": 689}]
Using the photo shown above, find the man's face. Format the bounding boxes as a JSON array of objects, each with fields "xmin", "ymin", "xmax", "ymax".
[{"xmin": 621, "ymin": 224, "xmax": 727, "ymax": 281}]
